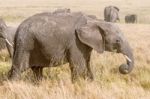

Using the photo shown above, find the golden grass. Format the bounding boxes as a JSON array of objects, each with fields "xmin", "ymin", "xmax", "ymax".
[{"xmin": 0, "ymin": 0, "xmax": 149, "ymax": 99}]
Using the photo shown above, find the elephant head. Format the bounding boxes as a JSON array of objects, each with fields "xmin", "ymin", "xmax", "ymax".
[
  {"xmin": 76, "ymin": 21, "xmax": 134, "ymax": 74},
  {"xmin": 111, "ymin": 6, "xmax": 120, "ymax": 22},
  {"xmin": 0, "ymin": 18, "xmax": 13, "ymax": 47}
]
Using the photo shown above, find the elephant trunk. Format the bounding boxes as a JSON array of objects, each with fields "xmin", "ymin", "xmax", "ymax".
[{"xmin": 119, "ymin": 41, "xmax": 134, "ymax": 74}]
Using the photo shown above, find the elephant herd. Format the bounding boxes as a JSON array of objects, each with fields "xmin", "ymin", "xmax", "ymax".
[
  {"xmin": 0, "ymin": 8, "xmax": 134, "ymax": 82},
  {"xmin": 104, "ymin": 6, "xmax": 138, "ymax": 23}
]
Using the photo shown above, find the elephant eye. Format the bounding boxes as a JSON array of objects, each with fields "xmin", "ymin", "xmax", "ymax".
[{"xmin": 116, "ymin": 39, "xmax": 120, "ymax": 43}]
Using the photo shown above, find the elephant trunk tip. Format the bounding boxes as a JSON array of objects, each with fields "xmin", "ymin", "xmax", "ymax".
[
  {"xmin": 119, "ymin": 63, "xmax": 133, "ymax": 74},
  {"xmin": 119, "ymin": 55, "xmax": 134, "ymax": 74}
]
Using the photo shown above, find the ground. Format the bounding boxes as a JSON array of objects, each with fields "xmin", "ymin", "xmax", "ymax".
[{"xmin": 0, "ymin": 0, "xmax": 149, "ymax": 99}]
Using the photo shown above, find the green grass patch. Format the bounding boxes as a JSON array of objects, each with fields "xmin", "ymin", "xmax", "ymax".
[{"xmin": 0, "ymin": 15, "xmax": 25, "ymax": 22}]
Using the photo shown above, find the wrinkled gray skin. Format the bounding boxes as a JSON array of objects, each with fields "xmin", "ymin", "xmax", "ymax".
[
  {"xmin": 9, "ymin": 12, "xmax": 134, "ymax": 82},
  {"xmin": 0, "ymin": 19, "xmax": 16, "ymax": 58},
  {"xmin": 104, "ymin": 6, "xmax": 120, "ymax": 22},
  {"xmin": 125, "ymin": 14, "xmax": 137, "ymax": 23},
  {"xmin": 52, "ymin": 8, "xmax": 71, "ymax": 14}
]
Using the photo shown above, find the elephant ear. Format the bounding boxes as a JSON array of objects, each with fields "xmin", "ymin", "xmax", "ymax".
[
  {"xmin": 76, "ymin": 24, "xmax": 104, "ymax": 53},
  {"xmin": 114, "ymin": 6, "xmax": 119, "ymax": 11}
]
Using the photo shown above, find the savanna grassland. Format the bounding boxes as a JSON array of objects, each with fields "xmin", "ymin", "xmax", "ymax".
[{"xmin": 0, "ymin": 0, "xmax": 150, "ymax": 99}]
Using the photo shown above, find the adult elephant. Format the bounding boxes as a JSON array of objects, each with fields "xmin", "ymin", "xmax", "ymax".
[
  {"xmin": 104, "ymin": 6, "xmax": 120, "ymax": 22},
  {"xmin": 0, "ymin": 19, "xmax": 16, "ymax": 58},
  {"xmin": 9, "ymin": 12, "xmax": 134, "ymax": 82},
  {"xmin": 125, "ymin": 14, "xmax": 137, "ymax": 23}
]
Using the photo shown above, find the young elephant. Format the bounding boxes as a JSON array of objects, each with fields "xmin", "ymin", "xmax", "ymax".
[
  {"xmin": 0, "ymin": 19, "xmax": 16, "ymax": 58},
  {"xmin": 9, "ymin": 12, "xmax": 134, "ymax": 82}
]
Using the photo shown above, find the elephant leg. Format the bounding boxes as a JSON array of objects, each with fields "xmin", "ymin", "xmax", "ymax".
[
  {"xmin": 69, "ymin": 64, "xmax": 79, "ymax": 83},
  {"xmin": 69, "ymin": 62, "xmax": 87, "ymax": 83},
  {"xmin": 31, "ymin": 67, "xmax": 43, "ymax": 81},
  {"xmin": 8, "ymin": 46, "xmax": 30, "ymax": 80},
  {"xmin": 68, "ymin": 45, "xmax": 92, "ymax": 83},
  {"xmin": 68, "ymin": 52, "xmax": 87, "ymax": 82},
  {"xmin": 86, "ymin": 52, "xmax": 94, "ymax": 81}
]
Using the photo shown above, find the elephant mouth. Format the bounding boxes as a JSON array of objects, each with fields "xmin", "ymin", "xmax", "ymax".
[
  {"xmin": 112, "ymin": 43, "xmax": 122, "ymax": 53},
  {"xmin": 105, "ymin": 46, "xmax": 118, "ymax": 53},
  {"xmin": 112, "ymin": 45, "xmax": 119, "ymax": 53},
  {"xmin": 105, "ymin": 43, "xmax": 121, "ymax": 53}
]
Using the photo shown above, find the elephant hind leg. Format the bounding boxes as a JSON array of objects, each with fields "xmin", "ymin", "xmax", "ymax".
[
  {"xmin": 8, "ymin": 44, "xmax": 31, "ymax": 80},
  {"xmin": 31, "ymin": 67, "xmax": 43, "ymax": 81}
]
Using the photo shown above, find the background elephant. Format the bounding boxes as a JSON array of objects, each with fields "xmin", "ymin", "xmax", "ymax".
[
  {"xmin": 104, "ymin": 6, "xmax": 120, "ymax": 22},
  {"xmin": 0, "ymin": 19, "xmax": 16, "ymax": 58},
  {"xmin": 9, "ymin": 12, "xmax": 134, "ymax": 82},
  {"xmin": 52, "ymin": 8, "xmax": 71, "ymax": 14},
  {"xmin": 125, "ymin": 14, "xmax": 137, "ymax": 23}
]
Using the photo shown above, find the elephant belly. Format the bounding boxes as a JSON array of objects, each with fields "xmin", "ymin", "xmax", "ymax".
[
  {"xmin": 29, "ymin": 48, "xmax": 50, "ymax": 67},
  {"xmin": 29, "ymin": 42, "xmax": 68, "ymax": 67}
]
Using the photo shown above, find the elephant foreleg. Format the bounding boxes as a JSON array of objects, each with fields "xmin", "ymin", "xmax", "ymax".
[
  {"xmin": 86, "ymin": 52, "xmax": 94, "ymax": 81},
  {"xmin": 31, "ymin": 67, "xmax": 43, "ymax": 81},
  {"xmin": 68, "ymin": 46, "xmax": 92, "ymax": 83},
  {"xmin": 69, "ymin": 64, "xmax": 79, "ymax": 83},
  {"xmin": 69, "ymin": 63, "xmax": 88, "ymax": 83}
]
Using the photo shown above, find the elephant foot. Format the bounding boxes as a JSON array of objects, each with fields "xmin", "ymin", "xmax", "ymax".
[
  {"xmin": 8, "ymin": 68, "xmax": 21, "ymax": 81},
  {"xmin": 86, "ymin": 72, "xmax": 94, "ymax": 82},
  {"xmin": 31, "ymin": 67, "xmax": 43, "ymax": 81}
]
